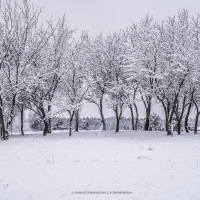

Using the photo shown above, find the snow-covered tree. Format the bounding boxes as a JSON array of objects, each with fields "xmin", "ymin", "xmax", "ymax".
[
  {"xmin": 127, "ymin": 14, "xmax": 164, "ymax": 131},
  {"xmin": 0, "ymin": 0, "xmax": 57, "ymax": 139},
  {"xmin": 103, "ymin": 32, "xmax": 130, "ymax": 132},
  {"xmin": 85, "ymin": 34, "xmax": 110, "ymax": 131},
  {"xmin": 55, "ymin": 32, "xmax": 89, "ymax": 136}
]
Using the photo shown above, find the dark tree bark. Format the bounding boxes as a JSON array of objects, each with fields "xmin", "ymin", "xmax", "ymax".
[
  {"xmin": 21, "ymin": 105, "xmax": 24, "ymax": 136},
  {"xmin": 133, "ymin": 103, "xmax": 138, "ymax": 130},
  {"xmin": 43, "ymin": 120, "xmax": 49, "ymax": 136},
  {"xmin": 157, "ymin": 97, "xmax": 174, "ymax": 136},
  {"xmin": 185, "ymin": 102, "xmax": 192, "ymax": 133},
  {"xmin": 129, "ymin": 104, "xmax": 135, "ymax": 130},
  {"xmin": 116, "ymin": 117, "xmax": 120, "ymax": 132},
  {"xmin": 185, "ymin": 90, "xmax": 194, "ymax": 133},
  {"xmin": 69, "ymin": 111, "xmax": 75, "ymax": 136},
  {"xmin": 99, "ymin": 97, "xmax": 106, "ymax": 131},
  {"xmin": 86, "ymin": 95, "xmax": 106, "ymax": 131},
  {"xmin": 0, "ymin": 95, "xmax": 8, "ymax": 140},
  {"xmin": 194, "ymin": 112, "xmax": 199, "ymax": 134},
  {"xmin": 114, "ymin": 105, "xmax": 123, "ymax": 132},
  {"xmin": 141, "ymin": 95, "xmax": 152, "ymax": 131},
  {"xmin": 41, "ymin": 106, "xmax": 50, "ymax": 136},
  {"xmin": 48, "ymin": 105, "xmax": 51, "ymax": 134},
  {"xmin": 175, "ymin": 95, "xmax": 187, "ymax": 135},
  {"xmin": 75, "ymin": 110, "xmax": 79, "ymax": 132},
  {"xmin": 6, "ymin": 94, "xmax": 16, "ymax": 132},
  {"xmin": 177, "ymin": 120, "xmax": 181, "ymax": 135},
  {"xmin": 194, "ymin": 99, "xmax": 199, "ymax": 134},
  {"xmin": 144, "ymin": 104, "xmax": 151, "ymax": 131}
]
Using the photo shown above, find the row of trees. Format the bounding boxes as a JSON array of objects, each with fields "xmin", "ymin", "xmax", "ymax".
[
  {"xmin": 0, "ymin": 1, "xmax": 200, "ymax": 140},
  {"xmin": 29, "ymin": 114, "xmax": 164, "ymax": 132}
]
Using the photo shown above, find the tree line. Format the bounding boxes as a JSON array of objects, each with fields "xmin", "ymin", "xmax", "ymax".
[{"xmin": 0, "ymin": 0, "xmax": 200, "ymax": 140}]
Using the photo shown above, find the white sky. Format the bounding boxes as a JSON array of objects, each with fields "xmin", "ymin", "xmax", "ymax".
[{"xmin": 19, "ymin": 0, "xmax": 200, "ymax": 118}]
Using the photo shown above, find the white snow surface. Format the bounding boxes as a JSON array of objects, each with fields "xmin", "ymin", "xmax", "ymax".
[{"xmin": 0, "ymin": 130, "xmax": 200, "ymax": 200}]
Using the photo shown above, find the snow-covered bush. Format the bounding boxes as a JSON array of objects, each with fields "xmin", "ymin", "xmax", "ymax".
[{"xmin": 149, "ymin": 113, "xmax": 164, "ymax": 131}]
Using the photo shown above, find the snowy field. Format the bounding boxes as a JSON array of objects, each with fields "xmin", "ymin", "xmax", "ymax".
[{"xmin": 0, "ymin": 130, "xmax": 200, "ymax": 200}]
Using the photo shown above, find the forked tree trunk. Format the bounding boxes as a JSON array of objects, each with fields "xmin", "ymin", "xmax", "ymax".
[
  {"xmin": 185, "ymin": 103, "xmax": 192, "ymax": 133},
  {"xmin": 158, "ymin": 98, "xmax": 174, "ymax": 136},
  {"xmin": 114, "ymin": 106, "xmax": 123, "ymax": 133},
  {"xmin": 142, "ymin": 96, "xmax": 151, "ymax": 131}
]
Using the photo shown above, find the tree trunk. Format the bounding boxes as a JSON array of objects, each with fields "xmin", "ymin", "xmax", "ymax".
[
  {"xmin": 116, "ymin": 117, "xmax": 120, "ymax": 132},
  {"xmin": 99, "ymin": 97, "xmax": 106, "ymax": 131},
  {"xmin": 144, "ymin": 97, "xmax": 151, "ymax": 131},
  {"xmin": 11, "ymin": 122, "xmax": 12, "ymax": 135},
  {"xmin": 69, "ymin": 112, "xmax": 75, "ymax": 136},
  {"xmin": 21, "ymin": 105, "xmax": 24, "ymax": 136},
  {"xmin": 144, "ymin": 104, "xmax": 151, "ymax": 130},
  {"xmin": 185, "ymin": 103, "xmax": 192, "ymax": 133},
  {"xmin": 194, "ymin": 112, "xmax": 199, "ymax": 134},
  {"xmin": 129, "ymin": 104, "xmax": 135, "ymax": 130},
  {"xmin": 177, "ymin": 120, "xmax": 181, "ymax": 135},
  {"xmin": 134, "ymin": 103, "xmax": 138, "ymax": 130},
  {"xmin": 166, "ymin": 120, "xmax": 173, "ymax": 135},
  {"xmin": 101, "ymin": 115, "xmax": 106, "ymax": 131},
  {"xmin": 0, "ymin": 98, "xmax": 8, "ymax": 140},
  {"xmin": 69, "ymin": 118, "xmax": 73, "ymax": 136},
  {"xmin": 48, "ymin": 105, "xmax": 51, "ymax": 134},
  {"xmin": 114, "ymin": 106, "xmax": 123, "ymax": 133},
  {"xmin": 43, "ymin": 120, "xmax": 49, "ymax": 136},
  {"xmin": 75, "ymin": 111, "xmax": 79, "ymax": 132}
]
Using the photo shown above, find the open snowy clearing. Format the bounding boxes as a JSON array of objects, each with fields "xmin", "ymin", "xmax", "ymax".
[{"xmin": 0, "ymin": 130, "xmax": 200, "ymax": 200}]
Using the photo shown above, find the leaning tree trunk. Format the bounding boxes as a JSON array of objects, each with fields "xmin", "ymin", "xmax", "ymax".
[
  {"xmin": 185, "ymin": 103, "xmax": 192, "ymax": 133},
  {"xmin": 75, "ymin": 111, "xmax": 79, "ymax": 132},
  {"xmin": 99, "ymin": 97, "xmax": 106, "ymax": 131},
  {"xmin": 48, "ymin": 105, "xmax": 51, "ymax": 134},
  {"xmin": 99, "ymin": 107, "xmax": 106, "ymax": 131},
  {"xmin": 129, "ymin": 104, "xmax": 135, "ymax": 130},
  {"xmin": 21, "ymin": 105, "xmax": 24, "ymax": 136}
]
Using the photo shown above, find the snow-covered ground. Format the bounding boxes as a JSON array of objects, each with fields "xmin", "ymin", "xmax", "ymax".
[{"xmin": 0, "ymin": 130, "xmax": 200, "ymax": 200}]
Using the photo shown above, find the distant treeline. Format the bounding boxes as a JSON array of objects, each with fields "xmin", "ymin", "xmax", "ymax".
[{"xmin": 30, "ymin": 113, "xmax": 166, "ymax": 131}]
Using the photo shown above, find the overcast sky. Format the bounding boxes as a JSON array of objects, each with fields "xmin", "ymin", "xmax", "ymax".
[
  {"xmin": 31, "ymin": 0, "xmax": 200, "ymax": 36},
  {"xmin": 19, "ymin": 0, "xmax": 199, "ymax": 118}
]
